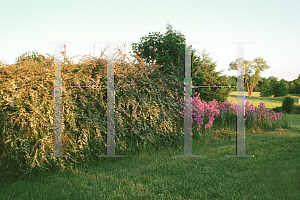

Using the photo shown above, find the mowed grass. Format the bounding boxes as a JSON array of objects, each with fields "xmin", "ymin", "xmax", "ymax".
[
  {"xmin": 1, "ymin": 92, "xmax": 299, "ymax": 199},
  {"xmin": 227, "ymin": 91, "xmax": 300, "ymax": 113}
]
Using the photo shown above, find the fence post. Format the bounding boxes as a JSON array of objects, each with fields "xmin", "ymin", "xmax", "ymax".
[
  {"xmin": 226, "ymin": 42, "xmax": 254, "ymax": 158},
  {"xmin": 46, "ymin": 42, "xmax": 71, "ymax": 158},
  {"xmin": 175, "ymin": 43, "xmax": 201, "ymax": 157},
  {"xmin": 98, "ymin": 42, "xmax": 124, "ymax": 157},
  {"xmin": 174, "ymin": 42, "xmax": 254, "ymax": 158},
  {"xmin": 46, "ymin": 42, "xmax": 124, "ymax": 158}
]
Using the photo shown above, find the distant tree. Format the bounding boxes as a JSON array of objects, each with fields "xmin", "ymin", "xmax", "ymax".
[
  {"xmin": 256, "ymin": 77, "xmax": 267, "ymax": 93},
  {"xmin": 287, "ymin": 81, "xmax": 294, "ymax": 93},
  {"xmin": 191, "ymin": 49, "xmax": 234, "ymax": 104},
  {"xmin": 273, "ymin": 81, "xmax": 289, "ymax": 97},
  {"xmin": 280, "ymin": 79, "xmax": 289, "ymax": 92},
  {"xmin": 259, "ymin": 79, "xmax": 273, "ymax": 97},
  {"xmin": 250, "ymin": 74, "xmax": 263, "ymax": 92},
  {"xmin": 227, "ymin": 75, "xmax": 237, "ymax": 91},
  {"xmin": 290, "ymin": 78, "xmax": 300, "ymax": 94},
  {"xmin": 267, "ymin": 76, "xmax": 279, "ymax": 92},
  {"xmin": 228, "ymin": 57, "xmax": 269, "ymax": 97}
]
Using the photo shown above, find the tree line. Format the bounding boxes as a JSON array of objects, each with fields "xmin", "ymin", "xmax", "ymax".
[
  {"xmin": 11, "ymin": 22, "xmax": 300, "ymax": 102},
  {"xmin": 130, "ymin": 22, "xmax": 300, "ymax": 103}
]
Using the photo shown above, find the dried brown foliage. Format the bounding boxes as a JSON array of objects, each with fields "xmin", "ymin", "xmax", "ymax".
[{"xmin": 0, "ymin": 43, "xmax": 186, "ymax": 175}]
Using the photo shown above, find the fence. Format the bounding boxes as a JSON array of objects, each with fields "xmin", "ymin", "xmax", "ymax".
[{"xmin": 46, "ymin": 41, "xmax": 254, "ymax": 159}]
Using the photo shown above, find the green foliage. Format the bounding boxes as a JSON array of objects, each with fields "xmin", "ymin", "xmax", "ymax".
[
  {"xmin": 130, "ymin": 22, "xmax": 234, "ymax": 105},
  {"xmin": 289, "ymin": 79, "xmax": 300, "ymax": 94},
  {"xmin": 293, "ymin": 105, "xmax": 300, "ymax": 114},
  {"xmin": 15, "ymin": 50, "xmax": 45, "ymax": 65},
  {"xmin": 282, "ymin": 96, "xmax": 295, "ymax": 114},
  {"xmin": 191, "ymin": 50, "xmax": 234, "ymax": 104},
  {"xmin": 130, "ymin": 22, "xmax": 194, "ymax": 76},
  {"xmin": 228, "ymin": 57, "xmax": 270, "ymax": 97},
  {"xmin": 273, "ymin": 81, "xmax": 289, "ymax": 97},
  {"xmin": 130, "ymin": 22, "xmax": 197, "ymax": 99},
  {"xmin": 260, "ymin": 79, "xmax": 273, "ymax": 97},
  {"xmin": 272, "ymin": 106, "xmax": 283, "ymax": 113}
]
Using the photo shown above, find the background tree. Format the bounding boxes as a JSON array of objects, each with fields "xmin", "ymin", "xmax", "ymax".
[
  {"xmin": 267, "ymin": 76, "xmax": 279, "ymax": 94},
  {"xmin": 288, "ymin": 81, "xmax": 296, "ymax": 94},
  {"xmin": 130, "ymin": 22, "xmax": 197, "ymax": 100},
  {"xmin": 256, "ymin": 77, "xmax": 266, "ymax": 93},
  {"xmin": 130, "ymin": 21, "xmax": 196, "ymax": 77},
  {"xmin": 279, "ymin": 79, "xmax": 289, "ymax": 92},
  {"xmin": 227, "ymin": 75, "xmax": 238, "ymax": 92},
  {"xmin": 289, "ymin": 75, "xmax": 300, "ymax": 94},
  {"xmin": 191, "ymin": 49, "xmax": 234, "ymax": 104},
  {"xmin": 273, "ymin": 81, "xmax": 289, "ymax": 97},
  {"xmin": 251, "ymin": 74, "xmax": 263, "ymax": 92},
  {"xmin": 130, "ymin": 22, "xmax": 234, "ymax": 105},
  {"xmin": 228, "ymin": 57, "xmax": 269, "ymax": 97},
  {"xmin": 259, "ymin": 79, "xmax": 274, "ymax": 97}
]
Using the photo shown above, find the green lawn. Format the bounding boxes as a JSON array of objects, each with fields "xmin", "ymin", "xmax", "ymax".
[
  {"xmin": 1, "ymin": 92, "xmax": 299, "ymax": 199},
  {"xmin": 227, "ymin": 91, "xmax": 300, "ymax": 112}
]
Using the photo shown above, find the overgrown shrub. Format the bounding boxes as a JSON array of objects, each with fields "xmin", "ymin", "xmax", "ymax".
[
  {"xmin": 0, "ymin": 43, "xmax": 187, "ymax": 177},
  {"xmin": 282, "ymin": 96, "xmax": 295, "ymax": 114}
]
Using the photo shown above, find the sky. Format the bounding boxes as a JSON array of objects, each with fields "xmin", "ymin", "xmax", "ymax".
[{"xmin": 1, "ymin": 0, "xmax": 299, "ymax": 82}]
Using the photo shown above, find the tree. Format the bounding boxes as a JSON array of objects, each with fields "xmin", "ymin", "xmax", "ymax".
[
  {"xmin": 251, "ymin": 74, "xmax": 263, "ymax": 92},
  {"xmin": 256, "ymin": 77, "xmax": 266, "ymax": 92},
  {"xmin": 130, "ymin": 21, "xmax": 197, "ymax": 77},
  {"xmin": 130, "ymin": 22, "xmax": 198, "ymax": 101},
  {"xmin": 130, "ymin": 22, "xmax": 233, "ymax": 104},
  {"xmin": 289, "ymin": 78, "xmax": 300, "ymax": 94},
  {"xmin": 259, "ymin": 79, "xmax": 273, "ymax": 97},
  {"xmin": 228, "ymin": 57, "xmax": 270, "ymax": 97},
  {"xmin": 280, "ymin": 79, "xmax": 289, "ymax": 92},
  {"xmin": 273, "ymin": 81, "xmax": 289, "ymax": 97},
  {"xmin": 191, "ymin": 49, "xmax": 234, "ymax": 104},
  {"xmin": 267, "ymin": 76, "xmax": 279, "ymax": 93},
  {"xmin": 227, "ymin": 75, "xmax": 238, "ymax": 91}
]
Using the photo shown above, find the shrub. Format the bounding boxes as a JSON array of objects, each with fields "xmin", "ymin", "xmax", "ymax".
[
  {"xmin": 282, "ymin": 96, "xmax": 295, "ymax": 114},
  {"xmin": 292, "ymin": 105, "xmax": 300, "ymax": 114},
  {"xmin": 272, "ymin": 106, "xmax": 283, "ymax": 113}
]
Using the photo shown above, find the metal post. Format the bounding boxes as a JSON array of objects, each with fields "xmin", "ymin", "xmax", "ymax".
[
  {"xmin": 175, "ymin": 43, "xmax": 201, "ymax": 157},
  {"xmin": 226, "ymin": 42, "xmax": 254, "ymax": 157},
  {"xmin": 46, "ymin": 42, "xmax": 71, "ymax": 158}
]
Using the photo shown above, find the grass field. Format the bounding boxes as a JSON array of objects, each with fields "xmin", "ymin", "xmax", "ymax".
[{"xmin": 1, "ymin": 92, "xmax": 299, "ymax": 199}]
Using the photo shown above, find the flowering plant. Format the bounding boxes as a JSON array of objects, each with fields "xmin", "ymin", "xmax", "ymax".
[{"xmin": 177, "ymin": 92, "xmax": 283, "ymax": 136}]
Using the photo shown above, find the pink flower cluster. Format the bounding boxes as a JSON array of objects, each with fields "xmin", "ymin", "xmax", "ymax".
[{"xmin": 177, "ymin": 92, "xmax": 283, "ymax": 134}]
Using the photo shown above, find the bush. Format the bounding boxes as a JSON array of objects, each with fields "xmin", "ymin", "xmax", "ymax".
[
  {"xmin": 272, "ymin": 106, "xmax": 283, "ymax": 113},
  {"xmin": 292, "ymin": 105, "xmax": 300, "ymax": 114},
  {"xmin": 282, "ymin": 96, "xmax": 295, "ymax": 114}
]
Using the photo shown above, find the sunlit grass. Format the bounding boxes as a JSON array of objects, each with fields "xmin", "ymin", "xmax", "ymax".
[{"xmin": 1, "ymin": 128, "xmax": 299, "ymax": 199}]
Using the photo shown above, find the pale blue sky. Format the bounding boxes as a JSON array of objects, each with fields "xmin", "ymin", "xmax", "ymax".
[{"xmin": 1, "ymin": 0, "xmax": 299, "ymax": 82}]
